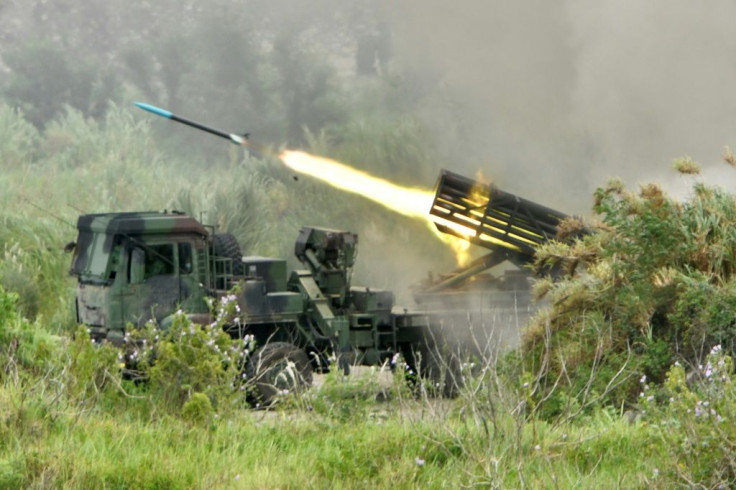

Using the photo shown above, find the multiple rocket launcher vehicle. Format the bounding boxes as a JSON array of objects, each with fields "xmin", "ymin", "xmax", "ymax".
[{"xmin": 68, "ymin": 104, "xmax": 580, "ymax": 400}]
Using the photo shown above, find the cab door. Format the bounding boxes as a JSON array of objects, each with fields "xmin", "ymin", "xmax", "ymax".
[{"xmin": 120, "ymin": 240, "xmax": 204, "ymax": 327}]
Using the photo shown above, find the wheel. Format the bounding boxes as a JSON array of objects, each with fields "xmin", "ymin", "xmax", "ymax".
[
  {"xmin": 246, "ymin": 342, "xmax": 313, "ymax": 406},
  {"xmin": 400, "ymin": 341, "xmax": 463, "ymax": 399},
  {"xmin": 213, "ymin": 233, "xmax": 244, "ymax": 276}
]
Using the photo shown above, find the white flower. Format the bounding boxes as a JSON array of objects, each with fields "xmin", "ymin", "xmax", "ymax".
[{"xmin": 415, "ymin": 458, "xmax": 425, "ymax": 466}]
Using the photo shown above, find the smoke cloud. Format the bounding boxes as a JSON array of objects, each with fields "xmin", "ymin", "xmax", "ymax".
[{"xmin": 382, "ymin": 0, "xmax": 736, "ymax": 210}]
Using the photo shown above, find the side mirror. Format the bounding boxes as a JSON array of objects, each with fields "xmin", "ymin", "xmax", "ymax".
[{"xmin": 130, "ymin": 248, "xmax": 145, "ymax": 284}]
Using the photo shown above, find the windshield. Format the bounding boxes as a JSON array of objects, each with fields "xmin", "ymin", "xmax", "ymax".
[{"xmin": 71, "ymin": 231, "xmax": 116, "ymax": 282}]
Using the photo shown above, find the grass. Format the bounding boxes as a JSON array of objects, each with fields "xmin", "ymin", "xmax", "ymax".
[
  {"xmin": 0, "ymin": 374, "xmax": 667, "ymax": 489},
  {"xmin": 4, "ymin": 408, "xmax": 444, "ymax": 488},
  {"xmin": 1, "ymin": 102, "xmax": 733, "ymax": 488},
  {"xmin": 0, "ymin": 285, "xmax": 709, "ymax": 488}
]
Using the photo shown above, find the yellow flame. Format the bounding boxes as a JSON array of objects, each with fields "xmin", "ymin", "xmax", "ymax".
[
  {"xmin": 279, "ymin": 150, "xmax": 433, "ymax": 219},
  {"xmin": 279, "ymin": 149, "xmax": 473, "ymax": 265}
]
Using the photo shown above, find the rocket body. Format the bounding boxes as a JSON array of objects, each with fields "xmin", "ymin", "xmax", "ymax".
[{"xmin": 134, "ymin": 102, "xmax": 248, "ymax": 145}]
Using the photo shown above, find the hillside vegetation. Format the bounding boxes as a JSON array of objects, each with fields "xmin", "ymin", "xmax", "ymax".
[
  {"xmin": 2, "ymin": 100, "xmax": 736, "ymax": 486},
  {"xmin": 2, "ymin": 2, "xmax": 736, "ymax": 487},
  {"xmin": 525, "ymin": 157, "xmax": 736, "ymax": 417}
]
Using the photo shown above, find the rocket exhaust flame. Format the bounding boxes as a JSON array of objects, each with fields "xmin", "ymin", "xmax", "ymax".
[
  {"xmin": 278, "ymin": 149, "xmax": 473, "ymax": 264},
  {"xmin": 132, "ymin": 101, "xmax": 477, "ymax": 264},
  {"xmin": 279, "ymin": 150, "xmax": 433, "ymax": 219}
]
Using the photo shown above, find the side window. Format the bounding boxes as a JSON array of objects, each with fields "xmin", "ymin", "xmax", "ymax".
[
  {"xmin": 178, "ymin": 242, "xmax": 193, "ymax": 275},
  {"xmin": 144, "ymin": 244, "xmax": 175, "ymax": 279}
]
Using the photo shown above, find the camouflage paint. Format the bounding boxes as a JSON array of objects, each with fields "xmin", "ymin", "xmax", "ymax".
[
  {"xmin": 71, "ymin": 212, "xmax": 211, "ymax": 341},
  {"xmin": 70, "ymin": 212, "xmax": 432, "ymax": 366}
]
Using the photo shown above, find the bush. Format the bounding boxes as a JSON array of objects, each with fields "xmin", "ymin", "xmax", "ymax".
[
  {"xmin": 123, "ymin": 296, "xmax": 254, "ymax": 415},
  {"xmin": 65, "ymin": 326, "xmax": 121, "ymax": 403},
  {"xmin": 524, "ymin": 163, "xmax": 736, "ymax": 417},
  {"xmin": 0, "ymin": 284, "xmax": 58, "ymax": 377},
  {"xmin": 641, "ymin": 345, "xmax": 736, "ymax": 487},
  {"xmin": 0, "ymin": 222, "xmax": 74, "ymax": 328},
  {"xmin": 0, "ymin": 104, "xmax": 39, "ymax": 168},
  {"xmin": 181, "ymin": 392, "xmax": 215, "ymax": 425}
]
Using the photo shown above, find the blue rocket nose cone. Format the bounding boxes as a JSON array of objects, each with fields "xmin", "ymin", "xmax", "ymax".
[{"xmin": 134, "ymin": 102, "xmax": 173, "ymax": 119}]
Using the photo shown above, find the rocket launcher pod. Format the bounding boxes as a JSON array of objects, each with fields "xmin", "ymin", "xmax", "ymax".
[{"xmin": 425, "ymin": 169, "xmax": 588, "ymax": 293}]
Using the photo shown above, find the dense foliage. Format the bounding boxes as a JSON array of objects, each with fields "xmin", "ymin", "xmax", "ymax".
[{"xmin": 524, "ymin": 163, "xmax": 736, "ymax": 417}]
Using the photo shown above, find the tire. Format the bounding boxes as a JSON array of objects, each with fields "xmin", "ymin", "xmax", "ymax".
[
  {"xmin": 246, "ymin": 342, "xmax": 313, "ymax": 406},
  {"xmin": 213, "ymin": 233, "xmax": 244, "ymax": 276}
]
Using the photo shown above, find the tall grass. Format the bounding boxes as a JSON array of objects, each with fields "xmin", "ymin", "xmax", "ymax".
[
  {"xmin": 0, "ymin": 301, "xmax": 668, "ymax": 488},
  {"xmin": 3, "ymin": 102, "xmax": 726, "ymax": 488},
  {"xmin": 0, "ymin": 271, "xmax": 713, "ymax": 488}
]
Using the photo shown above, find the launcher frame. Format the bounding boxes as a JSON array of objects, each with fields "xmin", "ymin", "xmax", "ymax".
[{"xmin": 425, "ymin": 169, "xmax": 579, "ymax": 293}]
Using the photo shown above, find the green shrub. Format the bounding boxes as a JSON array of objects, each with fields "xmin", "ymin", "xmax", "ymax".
[
  {"xmin": 124, "ymin": 296, "xmax": 254, "ymax": 415},
  {"xmin": 524, "ymin": 164, "xmax": 736, "ymax": 417},
  {"xmin": 181, "ymin": 392, "xmax": 215, "ymax": 425},
  {"xmin": 0, "ymin": 104, "xmax": 38, "ymax": 168},
  {"xmin": 65, "ymin": 326, "xmax": 121, "ymax": 403},
  {"xmin": 0, "ymin": 284, "xmax": 59, "ymax": 377},
  {"xmin": 642, "ymin": 345, "xmax": 736, "ymax": 487}
]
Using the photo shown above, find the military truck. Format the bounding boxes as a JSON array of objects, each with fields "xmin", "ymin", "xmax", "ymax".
[{"xmin": 68, "ymin": 211, "xmax": 456, "ymax": 401}]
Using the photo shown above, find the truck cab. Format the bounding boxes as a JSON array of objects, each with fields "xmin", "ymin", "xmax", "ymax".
[{"xmin": 70, "ymin": 211, "xmax": 211, "ymax": 344}]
